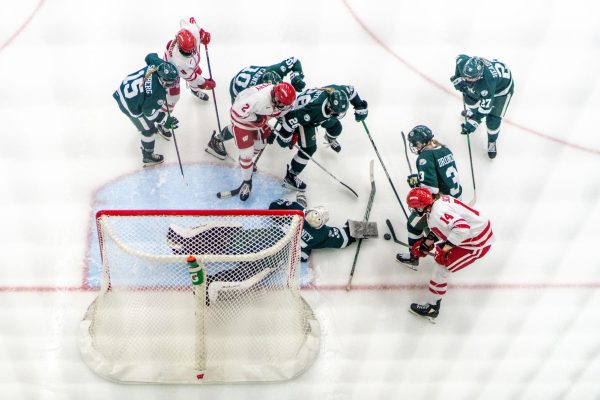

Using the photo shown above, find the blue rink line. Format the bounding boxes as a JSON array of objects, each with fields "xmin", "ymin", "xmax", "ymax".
[{"xmin": 85, "ymin": 163, "xmax": 310, "ymax": 289}]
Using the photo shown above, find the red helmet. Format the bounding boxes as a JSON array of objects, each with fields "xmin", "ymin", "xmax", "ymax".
[
  {"xmin": 406, "ymin": 188, "xmax": 434, "ymax": 209},
  {"xmin": 176, "ymin": 29, "xmax": 196, "ymax": 56},
  {"xmin": 273, "ymin": 82, "xmax": 296, "ymax": 109}
]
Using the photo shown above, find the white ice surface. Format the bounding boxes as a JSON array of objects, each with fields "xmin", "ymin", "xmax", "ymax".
[{"xmin": 1, "ymin": 0, "xmax": 599, "ymax": 399}]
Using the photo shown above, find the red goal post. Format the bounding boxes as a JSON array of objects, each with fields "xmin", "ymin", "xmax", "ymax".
[{"xmin": 80, "ymin": 209, "xmax": 320, "ymax": 384}]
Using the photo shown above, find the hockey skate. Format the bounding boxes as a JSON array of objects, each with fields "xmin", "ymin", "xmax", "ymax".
[
  {"xmin": 205, "ymin": 130, "xmax": 227, "ymax": 160},
  {"xmin": 141, "ymin": 148, "xmax": 164, "ymax": 167},
  {"xmin": 191, "ymin": 89, "xmax": 209, "ymax": 101},
  {"xmin": 283, "ymin": 166, "xmax": 307, "ymax": 191},
  {"xmin": 239, "ymin": 179, "xmax": 252, "ymax": 201},
  {"xmin": 409, "ymin": 299, "xmax": 441, "ymax": 324},
  {"xmin": 324, "ymin": 135, "xmax": 342, "ymax": 153},
  {"xmin": 487, "ymin": 141, "xmax": 497, "ymax": 159},
  {"xmin": 395, "ymin": 252, "xmax": 419, "ymax": 271}
]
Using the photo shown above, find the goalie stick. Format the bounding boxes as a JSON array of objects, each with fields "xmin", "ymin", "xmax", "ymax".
[
  {"xmin": 385, "ymin": 219, "xmax": 434, "ymax": 256},
  {"xmin": 346, "ymin": 159, "xmax": 375, "ymax": 291}
]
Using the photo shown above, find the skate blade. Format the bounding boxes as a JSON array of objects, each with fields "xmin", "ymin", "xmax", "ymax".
[
  {"xmin": 408, "ymin": 309, "xmax": 437, "ymax": 324},
  {"xmin": 395, "ymin": 258, "xmax": 418, "ymax": 271},
  {"xmin": 204, "ymin": 147, "xmax": 227, "ymax": 160}
]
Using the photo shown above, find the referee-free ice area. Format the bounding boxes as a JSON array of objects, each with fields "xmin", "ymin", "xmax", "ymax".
[{"xmin": 1, "ymin": 0, "xmax": 599, "ymax": 399}]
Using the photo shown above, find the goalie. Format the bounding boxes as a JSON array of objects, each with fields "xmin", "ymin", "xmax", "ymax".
[{"xmin": 269, "ymin": 193, "xmax": 377, "ymax": 262}]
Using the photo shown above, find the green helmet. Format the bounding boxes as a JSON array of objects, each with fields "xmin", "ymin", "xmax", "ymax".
[
  {"xmin": 328, "ymin": 89, "xmax": 349, "ymax": 114},
  {"xmin": 407, "ymin": 125, "xmax": 433, "ymax": 154},
  {"xmin": 462, "ymin": 57, "xmax": 484, "ymax": 81},
  {"xmin": 156, "ymin": 61, "xmax": 179, "ymax": 88},
  {"xmin": 259, "ymin": 71, "xmax": 282, "ymax": 85}
]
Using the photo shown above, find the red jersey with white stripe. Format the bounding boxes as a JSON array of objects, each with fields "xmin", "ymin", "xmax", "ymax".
[
  {"xmin": 230, "ymin": 84, "xmax": 286, "ymax": 130},
  {"xmin": 427, "ymin": 195, "xmax": 494, "ymax": 250}
]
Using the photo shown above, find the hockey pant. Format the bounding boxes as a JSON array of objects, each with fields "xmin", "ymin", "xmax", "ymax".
[
  {"xmin": 233, "ymin": 125, "xmax": 269, "ymax": 181},
  {"xmin": 290, "ymin": 125, "xmax": 317, "ymax": 175},
  {"xmin": 425, "ymin": 244, "xmax": 492, "ymax": 304}
]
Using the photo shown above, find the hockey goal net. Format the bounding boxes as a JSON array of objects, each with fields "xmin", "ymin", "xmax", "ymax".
[{"xmin": 80, "ymin": 209, "xmax": 320, "ymax": 384}]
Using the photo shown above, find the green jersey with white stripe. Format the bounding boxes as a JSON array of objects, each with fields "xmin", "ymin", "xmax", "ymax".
[{"xmin": 417, "ymin": 145, "xmax": 462, "ymax": 199}]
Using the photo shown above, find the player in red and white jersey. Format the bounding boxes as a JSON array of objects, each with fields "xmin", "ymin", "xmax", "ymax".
[
  {"xmin": 161, "ymin": 18, "xmax": 214, "ymax": 109},
  {"xmin": 228, "ymin": 82, "xmax": 296, "ymax": 201},
  {"xmin": 403, "ymin": 187, "xmax": 494, "ymax": 323}
]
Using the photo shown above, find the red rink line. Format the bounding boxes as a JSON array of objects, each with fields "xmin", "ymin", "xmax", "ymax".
[
  {"xmin": 341, "ymin": 0, "xmax": 600, "ymax": 156},
  {"xmin": 0, "ymin": 0, "xmax": 45, "ymax": 52},
  {"xmin": 2, "ymin": 282, "xmax": 600, "ymax": 293}
]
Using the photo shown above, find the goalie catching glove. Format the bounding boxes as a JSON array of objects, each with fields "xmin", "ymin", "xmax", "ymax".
[{"xmin": 347, "ymin": 220, "xmax": 378, "ymax": 239}]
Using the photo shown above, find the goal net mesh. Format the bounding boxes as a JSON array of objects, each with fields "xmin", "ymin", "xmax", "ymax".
[{"xmin": 79, "ymin": 210, "xmax": 320, "ymax": 384}]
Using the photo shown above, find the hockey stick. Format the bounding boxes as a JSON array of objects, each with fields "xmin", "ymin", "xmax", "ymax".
[
  {"xmin": 462, "ymin": 100, "xmax": 477, "ymax": 206},
  {"xmin": 401, "ymin": 131, "xmax": 413, "ymax": 174},
  {"xmin": 346, "ymin": 159, "xmax": 375, "ymax": 291},
  {"xmin": 290, "ymin": 143, "xmax": 358, "ymax": 197},
  {"xmin": 163, "ymin": 92, "xmax": 186, "ymax": 184},
  {"xmin": 361, "ymin": 121, "xmax": 409, "ymax": 219},
  {"xmin": 271, "ymin": 130, "xmax": 357, "ymax": 197},
  {"xmin": 216, "ymin": 182, "xmax": 242, "ymax": 199},
  {"xmin": 385, "ymin": 219, "xmax": 434, "ymax": 256},
  {"xmin": 203, "ymin": 44, "xmax": 223, "ymax": 134}
]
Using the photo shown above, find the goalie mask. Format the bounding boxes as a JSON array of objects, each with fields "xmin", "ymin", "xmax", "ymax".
[{"xmin": 305, "ymin": 206, "xmax": 329, "ymax": 229}]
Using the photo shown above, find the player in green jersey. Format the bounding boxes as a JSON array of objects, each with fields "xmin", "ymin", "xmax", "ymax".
[
  {"xmin": 450, "ymin": 54, "xmax": 514, "ymax": 158},
  {"xmin": 271, "ymin": 84, "xmax": 369, "ymax": 190},
  {"xmin": 268, "ymin": 194, "xmax": 357, "ymax": 262},
  {"xmin": 396, "ymin": 125, "xmax": 463, "ymax": 268},
  {"xmin": 113, "ymin": 54, "xmax": 180, "ymax": 166},
  {"xmin": 205, "ymin": 57, "xmax": 306, "ymax": 160}
]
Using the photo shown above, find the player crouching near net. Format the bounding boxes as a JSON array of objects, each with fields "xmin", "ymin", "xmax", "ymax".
[
  {"xmin": 227, "ymin": 82, "xmax": 296, "ymax": 201},
  {"xmin": 401, "ymin": 187, "xmax": 494, "ymax": 323}
]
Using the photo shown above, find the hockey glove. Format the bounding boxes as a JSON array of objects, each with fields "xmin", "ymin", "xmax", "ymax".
[
  {"xmin": 276, "ymin": 134, "xmax": 292, "ymax": 148},
  {"xmin": 450, "ymin": 75, "xmax": 468, "ymax": 92},
  {"xmin": 201, "ymin": 78, "xmax": 216, "ymax": 90},
  {"xmin": 434, "ymin": 245, "xmax": 452, "ymax": 267},
  {"xmin": 460, "ymin": 120, "xmax": 479, "ymax": 135},
  {"xmin": 407, "ymin": 173, "xmax": 420, "ymax": 188},
  {"xmin": 199, "ymin": 28, "xmax": 211, "ymax": 45},
  {"xmin": 354, "ymin": 100, "xmax": 369, "ymax": 122},
  {"xmin": 410, "ymin": 238, "xmax": 433, "ymax": 258},
  {"xmin": 162, "ymin": 116, "xmax": 179, "ymax": 130},
  {"xmin": 290, "ymin": 72, "xmax": 306, "ymax": 92},
  {"xmin": 261, "ymin": 125, "xmax": 272, "ymax": 142}
]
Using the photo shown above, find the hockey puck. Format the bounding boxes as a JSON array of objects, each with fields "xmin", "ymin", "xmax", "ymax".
[{"xmin": 384, "ymin": 233, "xmax": 391, "ymax": 241}]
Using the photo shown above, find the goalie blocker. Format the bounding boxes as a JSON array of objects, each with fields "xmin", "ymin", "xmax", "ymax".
[{"xmin": 347, "ymin": 220, "xmax": 378, "ymax": 239}]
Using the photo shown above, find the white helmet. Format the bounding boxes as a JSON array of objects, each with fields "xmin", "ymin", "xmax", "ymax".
[{"xmin": 305, "ymin": 206, "xmax": 329, "ymax": 229}]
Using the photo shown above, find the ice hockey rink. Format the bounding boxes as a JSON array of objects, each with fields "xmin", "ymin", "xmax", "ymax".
[{"xmin": 2, "ymin": 0, "xmax": 600, "ymax": 398}]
